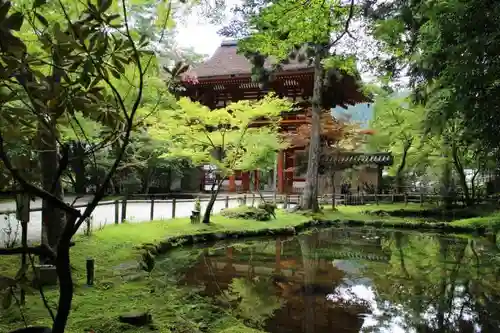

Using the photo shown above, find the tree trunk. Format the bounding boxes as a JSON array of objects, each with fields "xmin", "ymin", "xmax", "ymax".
[
  {"xmin": 395, "ymin": 140, "xmax": 412, "ymax": 195},
  {"xmin": 70, "ymin": 142, "xmax": 86, "ymax": 194},
  {"xmin": 202, "ymin": 178, "xmax": 225, "ymax": 224},
  {"xmin": 38, "ymin": 121, "xmax": 66, "ymax": 259},
  {"xmin": 300, "ymin": 48, "xmax": 325, "ymax": 212},
  {"xmin": 141, "ymin": 168, "xmax": 153, "ymax": 194},
  {"xmin": 441, "ymin": 138, "xmax": 453, "ymax": 209},
  {"xmin": 451, "ymin": 143, "xmax": 471, "ymax": 206}
]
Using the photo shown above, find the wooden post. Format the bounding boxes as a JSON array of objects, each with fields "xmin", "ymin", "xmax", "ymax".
[
  {"xmin": 254, "ymin": 170, "xmax": 260, "ymax": 191},
  {"xmin": 150, "ymin": 198, "xmax": 155, "ymax": 221},
  {"xmin": 252, "ymin": 193, "xmax": 255, "ymax": 207},
  {"xmin": 242, "ymin": 172, "xmax": 250, "ymax": 192},
  {"xmin": 229, "ymin": 175, "xmax": 236, "ymax": 192},
  {"xmin": 86, "ymin": 258, "xmax": 95, "ymax": 286},
  {"xmin": 225, "ymin": 196, "xmax": 229, "ymax": 208},
  {"xmin": 114, "ymin": 200, "xmax": 119, "ymax": 224},
  {"xmin": 121, "ymin": 198, "xmax": 127, "ymax": 223},
  {"xmin": 172, "ymin": 198, "xmax": 176, "ymax": 218},
  {"xmin": 16, "ymin": 192, "xmax": 30, "ymax": 305},
  {"xmin": 284, "ymin": 195, "xmax": 289, "ymax": 209},
  {"xmin": 277, "ymin": 150, "xmax": 285, "ymax": 194},
  {"xmin": 375, "ymin": 193, "xmax": 379, "ymax": 205},
  {"xmin": 243, "ymin": 194, "xmax": 247, "ymax": 205}
]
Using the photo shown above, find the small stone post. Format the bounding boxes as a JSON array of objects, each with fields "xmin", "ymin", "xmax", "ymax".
[
  {"xmin": 121, "ymin": 197, "xmax": 127, "ymax": 223},
  {"xmin": 150, "ymin": 198, "xmax": 155, "ymax": 221},
  {"xmin": 114, "ymin": 200, "xmax": 119, "ymax": 224},
  {"xmin": 171, "ymin": 198, "xmax": 176, "ymax": 218}
]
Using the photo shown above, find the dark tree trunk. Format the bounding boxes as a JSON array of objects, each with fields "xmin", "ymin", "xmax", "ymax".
[
  {"xmin": 441, "ymin": 139, "xmax": 453, "ymax": 209},
  {"xmin": 451, "ymin": 143, "xmax": 471, "ymax": 206},
  {"xmin": 70, "ymin": 142, "xmax": 86, "ymax": 194},
  {"xmin": 202, "ymin": 178, "xmax": 225, "ymax": 224},
  {"xmin": 38, "ymin": 122, "xmax": 66, "ymax": 258},
  {"xmin": 141, "ymin": 168, "xmax": 153, "ymax": 194},
  {"xmin": 395, "ymin": 140, "xmax": 412, "ymax": 195},
  {"xmin": 300, "ymin": 47, "xmax": 325, "ymax": 212}
]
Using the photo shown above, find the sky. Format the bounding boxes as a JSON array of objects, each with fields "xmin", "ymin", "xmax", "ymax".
[{"xmin": 174, "ymin": 0, "xmax": 241, "ymax": 57}]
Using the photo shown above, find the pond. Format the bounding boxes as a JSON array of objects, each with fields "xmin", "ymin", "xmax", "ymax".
[{"xmin": 164, "ymin": 227, "xmax": 500, "ymax": 333}]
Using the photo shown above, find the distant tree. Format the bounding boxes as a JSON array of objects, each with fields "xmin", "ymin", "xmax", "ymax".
[
  {"xmin": 150, "ymin": 94, "xmax": 291, "ymax": 223},
  {"xmin": 369, "ymin": 95, "xmax": 426, "ymax": 193}
]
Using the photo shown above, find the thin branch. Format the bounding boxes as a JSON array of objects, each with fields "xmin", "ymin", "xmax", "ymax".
[
  {"xmin": 0, "ymin": 245, "xmax": 55, "ymax": 259},
  {"xmin": 325, "ymin": 0, "xmax": 356, "ymax": 49},
  {"xmin": 10, "ymin": 288, "xmax": 28, "ymax": 327}
]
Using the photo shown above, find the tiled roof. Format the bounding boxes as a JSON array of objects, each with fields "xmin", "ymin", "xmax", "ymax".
[
  {"xmin": 323, "ymin": 152, "xmax": 393, "ymax": 166},
  {"xmin": 184, "ymin": 40, "xmax": 311, "ymax": 79}
]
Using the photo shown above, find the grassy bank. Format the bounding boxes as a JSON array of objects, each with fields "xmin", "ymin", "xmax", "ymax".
[
  {"xmin": 1, "ymin": 203, "xmax": 498, "ymax": 333},
  {"xmin": 0, "ymin": 212, "xmax": 310, "ymax": 333}
]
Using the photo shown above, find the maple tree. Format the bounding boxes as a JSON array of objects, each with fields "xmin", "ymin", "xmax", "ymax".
[{"xmin": 150, "ymin": 94, "xmax": 291, "ymax": 224}]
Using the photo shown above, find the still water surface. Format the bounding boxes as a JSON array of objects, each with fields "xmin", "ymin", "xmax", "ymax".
[{"xmin": 170, "ymin": 228, "xmax": 500, "ymax": 333}]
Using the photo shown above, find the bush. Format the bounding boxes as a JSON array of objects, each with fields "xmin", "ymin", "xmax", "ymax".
[
  {"xmin": 258, "ymin": 202, "xmax": 277, "ymax": 216},
  {"xmin": 221, "ymin": 205, "xmax": 271, "ymax": 221}
]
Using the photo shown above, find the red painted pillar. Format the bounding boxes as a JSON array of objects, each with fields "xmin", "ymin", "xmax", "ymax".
[
  {"xmin": 229, "ymin": 174, "xmax": 236, "ymax": 192},
  {"xmin": 242, "ymin": 172, "xmax": 250, "ymax": 192},
  {"xmin": 277, "ymin": 150, "xmax": 285, "ymax": 194},
  {"xmin": 254, "ymin": 170, "xmax": 260, "ymax": 191}
]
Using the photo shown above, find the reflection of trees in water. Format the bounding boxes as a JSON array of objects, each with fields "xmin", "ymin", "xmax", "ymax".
[
  {"xmin": 361, "ymin": 231, "xmax": 500, "ymax": 333},
  {"xmin": 299, "ymin": 234, "xmax": 320, "ymax": 333},
  {"xmin": 222, "ymin": 277, "xmax": 284, "ymax": 327}
]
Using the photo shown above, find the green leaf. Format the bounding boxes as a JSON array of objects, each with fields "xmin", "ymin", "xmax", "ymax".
[
  {"xmin": 34, "ymin": 12, "xmax": 48, "ymax": 27},
  {"xmin": 1, "ymin": 290, "xmax": 12, "ymax": 309},
  {"xmin": 4, "ymin": 12, "xmax": 24, "ymax": 31},
  {"xmin": 54, "ymin": 23, "xmax": 73, "ymax": 44},
  {"xmin": 112, "ymin": 57, "xmax": 125, "ymax": 74},
  {"xmin": 33, "ymin": 0, "xmax": 47, "ymax": 9},
  {"xmin": 109, "ymin": 67, "xmax": 121, "ymax": 79},
  {"xmin": 0, "ymin": 1, "xmax": 11, "ymax": 22},
  {"xmin": 98, "ymin": 0, "xmax": 112, "ymax": 12}
]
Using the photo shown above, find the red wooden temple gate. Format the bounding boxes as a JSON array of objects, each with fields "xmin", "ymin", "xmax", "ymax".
[{"xmin": 180, "ymin": 40, "xmax": 374, "ymax": 194}]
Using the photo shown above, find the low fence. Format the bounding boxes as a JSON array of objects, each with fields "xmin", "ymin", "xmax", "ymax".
[
  {"xmin": 1, "ymin": 192, "xmax": 496, "ymax": 243},
  {"xmin": 0, "ymin": 194, "xmax": 281, "ymax": 243}
]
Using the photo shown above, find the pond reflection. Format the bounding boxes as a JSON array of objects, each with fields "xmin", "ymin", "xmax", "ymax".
[{"xmin": 174, "ymin": 228, "xmax": 500, "ymax": 333}]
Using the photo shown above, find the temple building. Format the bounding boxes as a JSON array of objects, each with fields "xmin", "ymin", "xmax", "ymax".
[{"xmin": 180, "ymin": 40, "xmax": 393, "ymax": 194}]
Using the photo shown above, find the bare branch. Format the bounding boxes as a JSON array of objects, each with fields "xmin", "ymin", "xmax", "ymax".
[
  {"xmin": 0, "ymin": 245, "xmax": 56, "ymax": 259},
  {"xmin": 326, "ymin": 0, "xmax": 356, "ymax": 49}
]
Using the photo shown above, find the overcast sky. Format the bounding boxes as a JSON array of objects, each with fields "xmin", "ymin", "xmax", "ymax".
[{"xmin": 174, "ymin": 0, "xmax": 241, "ymax": 57}]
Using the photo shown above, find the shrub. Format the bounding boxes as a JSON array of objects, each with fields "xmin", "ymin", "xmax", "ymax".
[
  {"xmin": 221, "ymin": 205, "xmax": 271, "ymax": 221},
  {"xmin": 257, "ymin": 202, "xmax": 277, "ymax": 217}
]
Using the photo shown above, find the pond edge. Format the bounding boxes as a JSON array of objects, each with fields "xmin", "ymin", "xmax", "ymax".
[{"xmin": 138, "ymin": 218, "xmax": 492, "ymax": 257}]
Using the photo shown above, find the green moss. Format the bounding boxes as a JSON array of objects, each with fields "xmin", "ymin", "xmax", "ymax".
[
  {"xmin": 2, "ymin": 203, "xmax": 499, "ymax": 333},
  {"xmin": 219, "ymin": 325, "xmax": 268, "ymax": 333}
]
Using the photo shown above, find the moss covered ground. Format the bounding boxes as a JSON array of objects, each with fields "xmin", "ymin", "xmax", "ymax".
[{"xmin": 1, "ymin": 203, "xmax": 499, "ymax": 332}]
